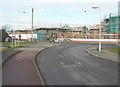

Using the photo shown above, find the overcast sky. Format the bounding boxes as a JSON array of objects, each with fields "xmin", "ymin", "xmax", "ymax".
[{"xmin": 0, "ymin": 0, "xmax": 119, "ymax": 30}]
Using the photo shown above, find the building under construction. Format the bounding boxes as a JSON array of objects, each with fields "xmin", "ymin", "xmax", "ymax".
[{"xmin": 109, "ymin": 13, "xmax": 120, "ymax": 34}]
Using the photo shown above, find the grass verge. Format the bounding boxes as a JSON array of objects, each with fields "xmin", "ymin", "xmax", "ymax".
[
  {"xmin": 1, "ymin": 41, "xmax": 37, "ymax": 52},
  {"xmin": 106, "ymin": 47, "xmax": 120, "ymax": 54}
]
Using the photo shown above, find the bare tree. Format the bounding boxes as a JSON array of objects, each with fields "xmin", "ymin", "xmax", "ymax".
[
  {"xmin": 0, "ymin": 24, "xmax": 12, "ymax": 42},
  {"xmin": 1, "ymin": 24, "xmax": 12, "ymax": 32}
]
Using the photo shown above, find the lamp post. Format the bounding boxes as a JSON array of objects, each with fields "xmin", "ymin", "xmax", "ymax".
[
  {"xmin": 116, "ymin": 13, "xmax": 119, "ymax": 45},
  {"xmin": 18, "ymin": 11, "xmax": 26, "ymax": 46},
  {"xmin": 85, "ymin": 11, "xmax": 87, "ymax": 39},
  {"xmin": 92, "ymin": 6, "xmax": 102, "ymax": 52},
  {"xmin": 31, "ymin": 8, "xmax": 34, "ymax": 41},
  {"xmin": 85, "ymin": 11, "xmax": 87, "ymax": 38}
]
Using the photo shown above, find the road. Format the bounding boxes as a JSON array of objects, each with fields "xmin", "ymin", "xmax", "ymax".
[{"xmin": 36, "ymin": 43, "xmax": 118, "ymax": 85}]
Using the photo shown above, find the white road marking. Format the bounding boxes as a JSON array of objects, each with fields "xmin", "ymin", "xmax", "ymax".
[
  {"xmin": 60, "ymin": 62, "xmax": 64, "ymax": 65},
  {"xmin": 60, "ymin": 62, "xmax": 82, "ymax": 68},
  {"xmin": 77, "ymin": 62, "xmax": 82, "ymax": 65},
  {"xmin": 63, "ymin": 65, "xmax": 77, "ymax": 68}
]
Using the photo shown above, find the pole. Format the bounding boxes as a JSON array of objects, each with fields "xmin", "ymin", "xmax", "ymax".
[
  {"xmin": 92, "ymin": 7, "xmax": 102, "ymax": 52},
  {"xmin": 99, "ymin": 7, "xmax": 102, "ymax": 52},
  {"xmin": 31, "ymin": 8, "xmax": 34, "ymax": 41},
  {"xmin": 18, "ymin": 11, "xmax": 20, "ymax": 46},
  {"xmin": 17, "ymin": 11, "xmax": 25, "ymax": 45},
  {"xmin": 116, "ymin": 13, "xmax": 119, "ymax": 45},
  {"xmin": 85, "ymin": 11, "xmax": 87, "ymax": 42},
  {"xmin": 85, "ymin": 11, "xmax": 87, "ymax": 36},
  {"xmin": 12, "ymin": 28, "xmax": 13, "ymax": 46}
]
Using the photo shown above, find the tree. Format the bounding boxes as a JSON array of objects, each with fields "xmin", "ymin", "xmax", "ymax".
[
  {"xmin": 2, "ymin": 24, "xmax": 12, "ymax": 32},
  {"xmin": 0, "ymin": 24, "xmax": 12, "ymax": 42}
]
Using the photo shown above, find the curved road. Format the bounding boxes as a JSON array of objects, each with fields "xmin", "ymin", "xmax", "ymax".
[{"xmin": 36, "ymin": 43, "xmax": 118, "ymax": 85}]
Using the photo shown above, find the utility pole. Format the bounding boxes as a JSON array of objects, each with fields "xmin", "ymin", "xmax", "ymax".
[
  {"xmin": 31, "ymin": 8, "xmax": 34, "ymax": 41},
  {"xmin": 18, "ymin": 11, "xmax": 19, "ymax": 46},
  {"xmin": 17, "ymin": 11, "xmax": 25, "ymax": 46},
  {"xmin": 85, "ymin": 11, "xmax": 87, "ymax": 39},
  {"xmin": 92, "ymin": 6, "xmax": 102, "ymax": 52}
]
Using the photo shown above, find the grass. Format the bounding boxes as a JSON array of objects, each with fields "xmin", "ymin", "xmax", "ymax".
[
  {"xmin": 0, "ymin": 42, "xmax": 12, "ymax": 46},
  {"xmin": 19, "ymin": 41, "xmax": 37, "ymax": 45},
  {"xmin": 1, "ymin": 46, "xmax": 21, "ymax": 52},
  {"xmin": 1, "ymin": 41, "xmax": 37, "ymax": 46},
  {"xmin": 0, "ymin": 41, "xmax": 38, "ymax": 52},
  {"xmin": 0, "ymin": 48, "xmax": 6, "ymax": 51},
  {"xmin": 106, "ymin": 47, "xmax": 120, "ymax": 54}
]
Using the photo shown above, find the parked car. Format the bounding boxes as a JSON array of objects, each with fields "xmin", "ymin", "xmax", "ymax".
[{"xmin": 54, "ymin": 38, "xmax": 59, "ymax": 43}]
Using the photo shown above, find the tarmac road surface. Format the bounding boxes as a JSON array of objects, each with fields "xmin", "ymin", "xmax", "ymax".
[{"xmin": 36, "ymin": 43, "xmax": 118, "ymax": 85}]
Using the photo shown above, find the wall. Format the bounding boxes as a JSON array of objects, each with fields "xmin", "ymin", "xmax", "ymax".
[{"xmin": 9, "ymin": 34, "xmax": 37, "ymax": 41}]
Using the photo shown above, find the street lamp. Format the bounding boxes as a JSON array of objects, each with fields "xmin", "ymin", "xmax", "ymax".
[
  {"xmin": 18, "ymin": 11, "xmax": 26, "ymax": 46},
  {"xmin": 31, "ymin": 8, "xmax": 34, "ymax": 41},
  {"xmin": 85, "ymin": 11, "xmax": 87, "ymax": 39},
  {"xmin": 116, "ymin": 13, "xmax": 119, "ymax": 45},
  {"xmin": 92, "ymin": 6, "xmax": 102, "ymax": 52}
]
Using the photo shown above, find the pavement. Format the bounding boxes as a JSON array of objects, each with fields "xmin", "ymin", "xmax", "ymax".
[
  {"xmin": 2, "ymin": 50, "xmax": 42, "ymax": 85},
  {"xmin": 2, "ymin": 41, "xmax": 61, "ymax": 85},
  {"xmin": 2, "ymin": 49, "xmax": 21, "ymax": 63},
  {"xmin": 86, "ymin": 47, "xmax": 119, "ymax": 62}
]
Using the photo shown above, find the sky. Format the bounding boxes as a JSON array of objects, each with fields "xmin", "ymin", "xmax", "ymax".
[{"xmin": 0, "ymin": 0, "xmax": 120, "ymax": 30}]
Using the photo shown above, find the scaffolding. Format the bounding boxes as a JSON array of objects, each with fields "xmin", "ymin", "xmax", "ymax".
[{"xmin": 109, "ymin": 13, "xmax": 120, "ymax": 34}]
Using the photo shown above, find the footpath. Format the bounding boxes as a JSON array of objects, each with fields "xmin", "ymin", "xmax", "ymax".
[
  {"xmin": 86, "ymin": 47, "xmax": 119, "ymax": 62},
  {"xmin": 2, "ymin": 41, "xmax": 60, "ymax": 85},
  {"xmin": 2, "ymin": 49, "xmax": 21, "ymax": 63}
]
